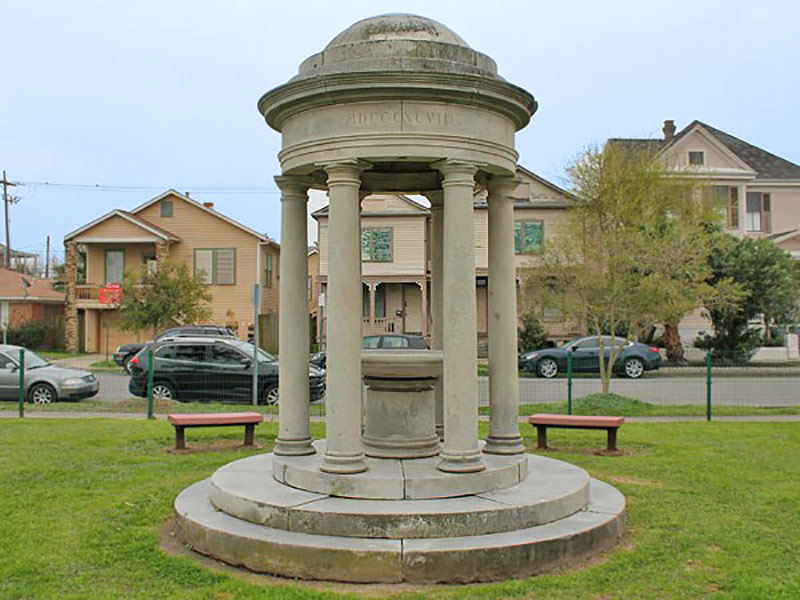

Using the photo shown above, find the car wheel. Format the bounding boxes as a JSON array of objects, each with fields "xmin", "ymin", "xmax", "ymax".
[
  {"xmin": 537, "ymin": 358, "xmax": 559, "ymax": 379},
  {"xmin": 623, "ymin": 357, "xmax": 645, "ymax": 379},
  {"xmin": 260, "ymin": 384, "xmax": 279, "ymax": 406},
  {"xmin": 29, "ymin": 383, "xmax": 57, "ymax": 404},
  {"xmin": 151, "ymin": 382, "xmax": 177, "ymax": 402},
  {"xmin": 123, "ymin": 355, "xmax": 134, "ymax": 374}
]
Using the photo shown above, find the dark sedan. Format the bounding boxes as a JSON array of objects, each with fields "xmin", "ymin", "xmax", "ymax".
[
  {"xmin": 310, "ymin": 334, "xmax": 428, "ymax": 369},
  {"xmin": 128, "ymin": 337, "xmax": 325, "ymax": 404},
  {"xmin": 518, "ymin": 336, "xmax": 662, "ymax": 379}
]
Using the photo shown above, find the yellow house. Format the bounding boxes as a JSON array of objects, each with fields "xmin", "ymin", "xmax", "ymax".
[
  {"xmin": 312, "ymin": 167, "xmax": 578, "ymax": 352},
  {"xmin": 63, "ymin": 190, "xmax": 280, "ymax": 354}
]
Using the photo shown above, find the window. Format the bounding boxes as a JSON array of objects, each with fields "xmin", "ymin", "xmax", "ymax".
[
  {"xmin": 208, "ymin": 345, "xmax": 249, "ymax": 366},
  {"xmin": 160, "ymin": 200, "xmax": 173, "ymax": 217},
  {"xmin": 363, "ymin": 336, "xmax": 381, "ymax": 349},
  {"xmin": 361, "ymin": 228, "xmax": 393, "ymax": 262},
  {"xmin": 104, "ymin": 249, "xmax": 125, "ymax": 284},
  {"xmin": 307, "ymin": 275, "xmax": 312, "ymax": 301},
  {"xmin": 711, "ymin": 186, "xmax": 739, "ymax": 229},
  {"xmin": 194, "ymin": 248, "xmax": 236, "ymax": 284},
  {"xmin": 514, "ymin": 220, "xmax": 544, "ymax": 255},
  {"xmin": 265, "ymin": 253, "xmax": 274, "ymax": 287},
  {"xmin": 746, "ymin": 192, "xmax": 771, "ymax": 232},
  {"xmin": 142, "ymin": 254, "xmax": 157, "ymax": 275},
  {"xmin": 688, "ymin": 151, "xmax": 705, "ymax": 166},
  {"xmin": 381, "ymin": 336, "xmax": 410, "ymax": 349}
]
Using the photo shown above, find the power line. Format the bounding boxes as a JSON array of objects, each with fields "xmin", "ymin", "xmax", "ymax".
[{"xmin": 18, "ymin": 181, "xmax": 281, "ymax": 195}]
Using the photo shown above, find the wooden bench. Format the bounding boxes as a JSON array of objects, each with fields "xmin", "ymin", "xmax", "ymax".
[
  {"xmin": 167, "ymin": 412, "xmax": 264, "ymax": 449},
  {"xmin": 527, "ymin": 414, "xmax": 625, "ymax": 451}
]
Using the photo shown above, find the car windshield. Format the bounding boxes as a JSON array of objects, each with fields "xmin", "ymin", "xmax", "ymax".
[
  {"xmin": 17, "ymin": 349, "xmax": 50, "ymax": 369},
  {"xmin": 228, "ymin": 340, "xmax": 276, "ymax": 363}
]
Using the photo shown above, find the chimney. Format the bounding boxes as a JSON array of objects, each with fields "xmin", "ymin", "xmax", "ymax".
[
  {"xmin": 663, "ymin": 119, "xmax": 676, "ymax": 141},
  {"xmin": 203, "ymin": 202, "xmax": 214, "ymax": 209},
  {"xmin": 185, "ymin": 192, "xmax": 190, "ymax": 198}
]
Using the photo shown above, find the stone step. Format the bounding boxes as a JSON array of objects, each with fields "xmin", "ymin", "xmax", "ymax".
[
  {"xmin": 174, "ymin": 476, "xmax": 625, "ymax": 583},
  {"xmin": 210, "ymin": 452, "xmax": 590, "ymax": 538}
]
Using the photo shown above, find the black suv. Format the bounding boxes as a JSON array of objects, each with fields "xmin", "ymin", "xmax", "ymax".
[
  {"xmin": 114, "ymin": 326, "xmax": 236, "ymax": 373},
  {"xmin": 310, "ymin": 334, "xmax": 428, "ymax": 369},
  {"xmin": 128, "ymin": 337, "xmax": 325, "ymax": 404}
]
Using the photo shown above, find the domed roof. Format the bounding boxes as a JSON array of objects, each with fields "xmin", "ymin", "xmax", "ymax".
[
  {"xmin": 325, "ymin": 14, "xmax": 470, "ymax": 49},
  {"xmin": 294, "ymin": 13, "xmax": 499, "ymax": 80}
]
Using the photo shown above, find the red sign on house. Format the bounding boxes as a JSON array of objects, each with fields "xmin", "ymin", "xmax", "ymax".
[{"xmin": 99, "ymin": 283, "xmax": 123, "ymax": 305}]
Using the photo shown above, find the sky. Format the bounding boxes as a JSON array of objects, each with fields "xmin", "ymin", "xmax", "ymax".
[{"xmin": 2, "ymin": 0, "xmax": 799, "ymax": 266}]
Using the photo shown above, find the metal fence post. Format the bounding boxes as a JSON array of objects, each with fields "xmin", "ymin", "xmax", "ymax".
[
  {"xmin": 705, "ymin": 352, "xmax": 712, "ymax": 422},
  {"xmin": 567, "ymin": 351, "xmax": 573, "ymax": 415},
  {"xmin": 17, "ymin": 348, "xmax": 25, "ymax": 418},
  {"xmin": 147, "ymin": 348, "xmax": 155, "ymax": 420}
]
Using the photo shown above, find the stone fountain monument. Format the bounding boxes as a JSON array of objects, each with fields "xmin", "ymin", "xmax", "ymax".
[{"xmin": 174, "ymin": 14, "xmax": 625, "ymax": 583}]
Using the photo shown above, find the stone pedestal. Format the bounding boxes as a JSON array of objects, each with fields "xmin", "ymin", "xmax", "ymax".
[{"xmin": 361, "ymin": 350, "xmax": 442, "ymax": 459}]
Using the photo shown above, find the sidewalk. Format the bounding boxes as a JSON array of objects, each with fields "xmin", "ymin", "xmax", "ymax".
[{"xmin": 50, "ymin": 354, "xmax": 107, "ymax": 369}]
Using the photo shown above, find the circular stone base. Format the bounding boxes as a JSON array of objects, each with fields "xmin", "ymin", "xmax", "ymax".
[
  {"xmin": 272, "ymin": 440, "xmax": 527, "ymax": 499},
  {"xmin": 174, "ymin": 449, "xmax": 626, "ymax": 583}
]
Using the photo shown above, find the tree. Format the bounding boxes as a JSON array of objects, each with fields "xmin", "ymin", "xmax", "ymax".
[
  {"xmin": 522, "ymin": 143, "xmax": 723, "ymax": 391},
  {"xmin": 518, "ymin": 311, "xmax": 548, "ymax": 352},
  {"xmin": 699, "ymin": 234, "xmax": 800, "ymax": 361},
  {"xmin": 118, "ymin": 261, "xmax": 212, "ymax": 335}
]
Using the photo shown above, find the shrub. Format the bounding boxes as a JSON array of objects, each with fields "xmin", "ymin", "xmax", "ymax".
[
  {"xmin": 518, "ymin": 312, "xmax": 548, "ymax": 352},
  {"xmin": 8, "ymin": 320, "xmax": 48, "ymax": 349}
]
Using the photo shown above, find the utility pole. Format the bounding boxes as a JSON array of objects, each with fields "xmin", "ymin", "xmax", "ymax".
[
  {"xmin": 1, "ymin": 171, "xmax": 19, "ymax": 269},
  {"xmin": 45, "ymin": 236, "xmax": 51, "ymax": 278}
]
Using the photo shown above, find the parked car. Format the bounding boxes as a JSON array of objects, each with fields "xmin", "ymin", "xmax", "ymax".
[
  {"xmin": 128, "ymin": 337, "xmax": 325, "ymax": 404},
  {"xmin": 310, "ymin": 334, "xmax": 429, "ymax": 369},
  {"xmin": 0, "ymin": 345, "xmax": 99, "ymax": 403},
  {"xmin": 113, "ymin": 325, "xmax": 237, "ymax": 373},
  {"xmin": 518, "ymin": 336, "xmax": 662, "ymax": 379}
]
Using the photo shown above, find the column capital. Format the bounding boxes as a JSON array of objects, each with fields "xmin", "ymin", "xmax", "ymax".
[
  {"xmin": 432, "ymin": 159, "xmax": 481, "ymax": 184},
  {"xmin": 320, "ymin": 159, "xmax": 371, "ymax": 185},
  {"xmin": 487, "ymin": 175, "xmax": 520, "ymax": 202},
  {"xmin": 274, "ymin": 175, "xmax": 311, "ymax": 199}
]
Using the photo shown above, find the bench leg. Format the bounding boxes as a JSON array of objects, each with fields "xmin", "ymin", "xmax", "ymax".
[
  {"xmin": 607, "ymin": 427, "xmax": 618, "ymax": 451},
  {"xmin": 175, "ymin": 426, "xmax": 186, "ymax": 450},
  {"xmin": 244, "ymin": 424, "xmax": 255, "ymax": 446},
  {"xmin": 537, "ymin": 425, "xmax": 548, "ymax": 449}
]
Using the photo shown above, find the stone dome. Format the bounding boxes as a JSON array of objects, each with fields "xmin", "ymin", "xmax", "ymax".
[{"xmin": 294, "ymin": 13, "xmax": 500, "ymax": 80}]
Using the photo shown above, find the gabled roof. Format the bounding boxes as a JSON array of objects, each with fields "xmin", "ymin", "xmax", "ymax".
[
  {"xmin": 131, "ymin": 190, "xmax": 275, "ymax": 245},
  {"xmin": 612, "ymin": 120, "xmax": 800, "ymax": 180},
  {"xmin": 64, "ymin": 209, "xmax": 182, "ymax": 242},
  {"xmin": 0, "ymin": 268, "xmax": 64, "ymax": 302},
  {"xmin": 312, "ymin": 194, "xmax": 430, "ymax": 219}
]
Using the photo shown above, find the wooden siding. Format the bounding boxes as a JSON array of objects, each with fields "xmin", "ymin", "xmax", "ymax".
[
  {"xmin": 135, "ymin": 195, "xmax": 263, "ymax": 338},
  {"xmin": 318, "ymin": 215, "xmax": 426, "ymax": 277},
  {"xmin": 85, "ymin": 243, "xmax": 156, "ymax": 285},
  {"xmin": 79, "ymin": 214, "xmax": 160, "ymax": 240}
]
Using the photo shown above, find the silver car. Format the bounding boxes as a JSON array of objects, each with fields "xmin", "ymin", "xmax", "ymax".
[{"xmin": 0, "ymin": 345, "xmax": 100, "ymax": 404}]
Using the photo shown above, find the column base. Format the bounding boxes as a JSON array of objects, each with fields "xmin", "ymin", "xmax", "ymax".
[
  {"xmin": 438, "ymin": 447, "xmax": 485, "ymax": 473},
  {"xmin": 274, "ymin": 436, "xmax": 316, "ymax": 456},
  {"xmin": 320, "ymin": 451, "xmax": 368, "ymax": 474},
  {"xmin": 484, "ymin": 434, "xmax": 525, "ymax": 455}
]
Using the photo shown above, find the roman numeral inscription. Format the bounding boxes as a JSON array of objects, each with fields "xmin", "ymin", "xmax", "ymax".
[{"xmin": 344, "ymin": 108, "xmax": 459, "ymax": 129}]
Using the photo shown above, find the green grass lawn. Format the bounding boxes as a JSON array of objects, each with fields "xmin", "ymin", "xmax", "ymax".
[{"xmin": 1, "ymin": 419, "xmax": 799, "ymax": 599}]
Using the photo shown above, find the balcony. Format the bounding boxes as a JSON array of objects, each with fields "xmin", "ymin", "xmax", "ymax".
[{"xmin": 75, "ymin": 284, "xmax": 120, "ymax": 309}]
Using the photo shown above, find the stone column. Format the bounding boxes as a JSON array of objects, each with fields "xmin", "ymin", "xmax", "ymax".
[
  {"xmin": 419, "ymin": 279, "xmax": 428, "ymax": 338},
  {"xmin": 274, "ymin": 176, "xmax": 315, "ymax": 456},
  {"xmin": 368, "ymin": 282, "xmax": 377, "ymax": 328},
  {"xmin": 485, "ymin": 176, "xmax": 525, "ymax": 455},
  {"xmin": 155, "ymin": 241, "xmax": 170, "ymax": 264},
  {"xmin": 321, "ymin": 160, "xmax": 368, "ymax": 474},
  {"xmin": 64, "ymin": 241, "xmax": 79, "ymax": 353},
  {"xmin": 435, "ymin": 161, "xmax": 484, "ymax": 473},
  {"xmin": 426, "ymin": 192, "xmax": 444, "ymax": 439}
]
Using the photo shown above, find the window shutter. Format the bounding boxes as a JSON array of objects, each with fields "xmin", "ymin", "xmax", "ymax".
[
  {"xmin": 762, "ymin": 193, "xmax": 771, "ymax": 233},
  {"xmin": 215, "ymin": 249, "xmax": 235, "ymax": 284},
  {"xmin": 361, "ymin": 230, "xmax": 371, "ymax": 261},
  {"xmin": 514, "ymin": 222, "xmax": 522, "ymax": 254},
  {"xmin": 194, "ymin": 250, "xmax": 213, "ymax": 283},
  {"xmin": 729, "ymin": 187, "xmax": 739, "ymax": 229}
]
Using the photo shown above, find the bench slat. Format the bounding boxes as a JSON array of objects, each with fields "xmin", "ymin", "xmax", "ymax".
[
  {"xmin": 168, "ymin": 412, "xmax": 263, "ymax": 426},
  {"xmin": 528, "ymin": 414, "xmax": 624, "ymax": 427}
]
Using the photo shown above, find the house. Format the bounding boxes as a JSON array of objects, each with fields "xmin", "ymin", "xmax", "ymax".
[
  {"xmin": 63, "ymin": 190, "xmax": 280, "ymax": 354},
  {"xmin": 613, "ymin": 120, "xmax": 800, "ymax": 342},
  {"xmin": 0, "ymin": 245, "xmax": 43, "ymax": 275},
  {"xmin": 311, "ymin": 167, "xmax": 576, "ymax": 351},
  {"xmin": 0, "ymin": 267, "xmax": 64, "ymax": 347}
]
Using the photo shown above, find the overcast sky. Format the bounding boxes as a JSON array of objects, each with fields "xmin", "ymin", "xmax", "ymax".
[{"xmin": 2, "ymin": 0, "xmax": 798, "ymax": 264}]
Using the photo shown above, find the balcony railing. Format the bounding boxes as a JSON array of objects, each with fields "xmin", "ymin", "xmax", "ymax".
[{"xmin": 76, "ymin": 284, "xmax": 101, "ymax": 301}]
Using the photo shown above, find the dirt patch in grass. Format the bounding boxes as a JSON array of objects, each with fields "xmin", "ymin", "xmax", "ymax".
[
  {"xmin": 608, "ymin": 475, "xmax": 659, "ymax": 486},
  {"xmin": 165, "ymin": 440, "xmax": 265, "ymax": 454}
]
